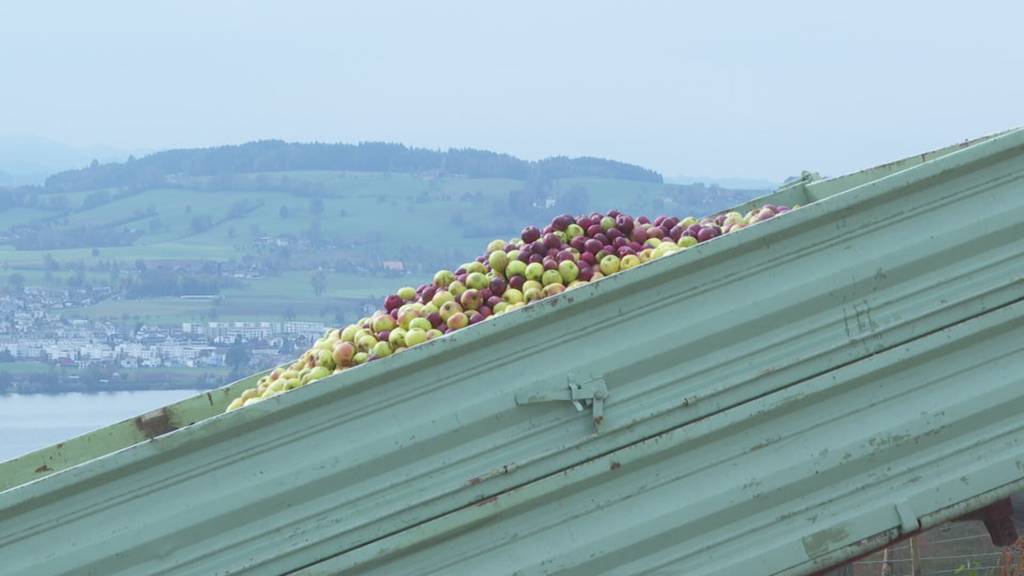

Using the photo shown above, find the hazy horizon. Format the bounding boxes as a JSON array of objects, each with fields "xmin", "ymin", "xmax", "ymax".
[{"xmin": 2, "ymin": 1, "xmax": 1022, "ymax": 183}]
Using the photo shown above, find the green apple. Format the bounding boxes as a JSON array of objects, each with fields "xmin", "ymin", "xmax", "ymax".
[
  {"xmin": 448, "ymin": 280, "xmax": 467, "ymax": 299},
  {"xmin": 389, "ymin": 328, "xmax": 407, "ymax": 348},
  {"xmin": 488, "ymin": 250, "xmax": 509, "ymax": 274},
  {"xmin": 317, "ymin": 349, "xmax": 336, "ymax": 370},
  {"xmin": 466, "ymin": 272, "xmax": 488, "ymax": 290},
  {"xmin": 620, "ymin": 254, "xmax": 641, "ymax": 270},
  {"xmin": 397, "ymin": 286, "xmax": 417, "ymax": 301},
  {"xmin": 460, "ymin": 288, "xmax": 483, "ymax": 310},
  {"xmin": 371, "ymin": 341, "xmax": 392, "ymax": 358},
  {"xmin": 543, "ymin": 283, "xmax": 565, "ymax": 297},
  {"xmin": 558, "ymin": 260, "xmax": 579, "ymax": 283},
  {"xmin": 357, "ymin": 334, "xmax": 378, "ymax": 352},
  {"xmin": 600, "ymin": 254, "xmax": 620, "ymax": 275},
  {"xmin": 502, "ymin": 288, "xmax": 524, "ymax": 304},
  {"xmin": 340, "ymin": 325, "xmax": 359, "ymax": 342},
  {"xmin": 541, "ymin": 269, "xmax": 563, "ymax": 286},
  {"xmin": 524, "ymin": 262, "xmax": 544, "ymax": 281},
  {"xmin": 506, "ymin": 260, "xmax": 527, "ymax": 278},
  {"xmin": 447, "ymin": 312, "xmax": 469, "ymax": 330},
  {"xmin": 310, "ymin": 365, "xmax": 331, "ymax": 379},
  {"xmin": 409, "ymin": 317, "xmax": 432, "ymax": 332},
  {"xmin": 431, "ymin": 290, "xmax": 454, "ymax": 308},
  {"xmin": 433, "ymin": 269, "xmax": 455, "ymax": 288},
  {"xmin": 405, "ymin": 328, "xmax": 428, "ymax": 346},
  {"xmin": 676, "ymin": 236, "xmax": 697, "ymax": 249},
  {"xmin": 372, "ymin": 313, "xmax": 396, "ymax": 333},
  {"xmin": 439, "ymin": 300, "xmax": 463, "ymax": 321},
  {"xmin": 486, "ymin": 239, "xmax": 506, "ymax": 253},
  {"xmin": 658, "ymin": 241, "xmax": 681, "ymax": 255},
  {"xmin": 398, "ymin": 309, "xmax": 421, "ymax": 330}
]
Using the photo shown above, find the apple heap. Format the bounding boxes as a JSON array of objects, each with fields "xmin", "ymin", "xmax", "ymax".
[{"xmin": 225, "ymin": 203, "xmax": 796, "ymax": 412}]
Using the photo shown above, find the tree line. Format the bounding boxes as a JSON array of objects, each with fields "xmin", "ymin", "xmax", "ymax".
[{"xmin": 42, "ymin": 140, "xmax": 663, "ymax": 191}]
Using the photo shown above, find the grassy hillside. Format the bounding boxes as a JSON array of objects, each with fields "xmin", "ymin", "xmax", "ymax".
[{"xmin": 0, "ymin": 170, "xmax": 767, "ymax": 325}]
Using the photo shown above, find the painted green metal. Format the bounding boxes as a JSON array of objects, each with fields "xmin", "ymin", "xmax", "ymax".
[
  {"xmin": 294, "ymin": 299, "xmax": 1024, "ymax": 575},
  {"xmin": 0, "ymin": 128, "xmax": 1023, "ymax": 576},
  {"xmin": 0, "ymin": 369, "xmax": 268, "ymax": 492}
]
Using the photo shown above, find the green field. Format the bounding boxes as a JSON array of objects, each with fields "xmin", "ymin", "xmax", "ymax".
[
  {"xmin": 65, "ymin": 298, "xmax": 215, "ymax": 323},
  {"xmin": 0, "ymin": 362, "xmax": 54, "ymax": 374},
  {"xmin": 0, "ymin": 170, "xmax": 758, "ymax": 327}
]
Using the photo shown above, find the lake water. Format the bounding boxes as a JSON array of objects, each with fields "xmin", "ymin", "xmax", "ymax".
[{"xmin": 0, "ymin": 390, "xmax": 203, "ymax": 463}]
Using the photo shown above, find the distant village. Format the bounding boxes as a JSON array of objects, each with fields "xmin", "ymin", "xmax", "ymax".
[{"xmin": 0, "ymin": 284, "xmax": 335, "ymax": 391}]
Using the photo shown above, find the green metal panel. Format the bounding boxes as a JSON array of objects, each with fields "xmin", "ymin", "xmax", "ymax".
[
  {"xmin": 0, "ymin": 369, "xmax": 268, "ymax": 492},
  {"xmin": 297, "ymin": 299, "xmax": 1024, "ymax": 575},
  {"xmin": 0, "ymin": 129, "xmax": 1023, "ymax": 575},
  {"xmin": 0, "ymin": 127, "xmax": 1009, "ymax": 491}
]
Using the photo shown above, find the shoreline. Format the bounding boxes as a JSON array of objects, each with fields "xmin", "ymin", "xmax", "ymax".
[{"xmin": 0, "ymin": 386, "xmax": 216, "ymax": 396}]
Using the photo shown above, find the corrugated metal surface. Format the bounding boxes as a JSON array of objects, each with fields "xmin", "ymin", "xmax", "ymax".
[
  {"xmin": 295, "ymin": 298, "xmax": 1024, "ymax": 575},
  {"xmin": 0, "ymin": 370, "xmax": 264, "ymax": 493},
  {"xmin": 1, "ymin": 129, "xmax": 1023, "ymax": 576}
]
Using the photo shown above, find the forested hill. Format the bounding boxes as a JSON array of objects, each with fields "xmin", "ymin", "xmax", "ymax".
[{"xmin": 44, "ymin": 141, "xmax": 663, "ymax": 191}]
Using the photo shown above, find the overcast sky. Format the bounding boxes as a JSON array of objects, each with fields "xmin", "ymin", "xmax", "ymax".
[{"xmin": 1, "ymin": 1, "xmax": 1021, "ymax": 182}]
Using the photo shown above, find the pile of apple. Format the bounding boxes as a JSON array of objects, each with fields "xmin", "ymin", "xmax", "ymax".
[{"xmin": 225, "ymin": 203, "xmax": 796, "ymax": 412}]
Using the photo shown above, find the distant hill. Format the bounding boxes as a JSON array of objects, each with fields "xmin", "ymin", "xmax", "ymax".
[
  {"xmin": 44, "ymin": 140, "xmax": 663, "ymax": 192},
  {"xmin": 0, "ymin": 134, "xmax": 137, "ymax": 186},
  {"xmin": 0, "ymin": 139, "xmax": 768, "ymax": 333},
  {"xmin": 667, "ymin": 175, "xmax": 779, "ymax": 190}
]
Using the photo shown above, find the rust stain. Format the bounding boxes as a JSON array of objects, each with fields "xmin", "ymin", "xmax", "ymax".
[
  {"xmin": 56, "ymin": 443, "xmax": 63, "ymax": 449},
  {"xmin": 802, "ymin": 524, "xmax": 851, "ymax": 557},
  {"xmin": 135, "ymin": 408, "xmax": 177, "ymax": 439},
  {"xmin": 206, "ymin": 392, "xmax": 214, "ymax": 406},
  {"xmin": 749, "ymin": 434, "xmax": 782, "ymax": 453},
  {"xmin": 474, "ymin": 495, "xmax": 499, "ymax": 507},
  {"xmin": 35, "ymin": 464, "xmax": 52, "ymax": 473},
  {"xmin": 593, "ymin": 415, "xmax": 604, "ymax": 426},
  {"xmin": 468, "ymin": 463, "xmax": 517, "ymax": 486},
  {"xmin": 610, "ymin": 461, "xmax": 621, "ymax": 471}
]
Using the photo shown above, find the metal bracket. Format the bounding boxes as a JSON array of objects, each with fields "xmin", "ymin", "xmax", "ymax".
[
  {"xmin": 515, "ymin": 375, "xmax": 608, "ymax": 432},
  {"xmin": 896, "ymin": 502, "xmax": 920, "ymax": 534}
]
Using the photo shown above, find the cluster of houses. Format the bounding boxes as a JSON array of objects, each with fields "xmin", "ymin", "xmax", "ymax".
[{"xmin": 0, "ymin": 286, "xmax": 329, "ymax": 370}]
